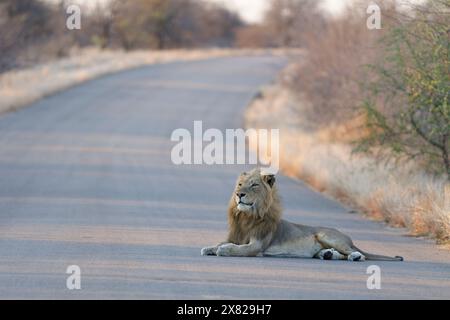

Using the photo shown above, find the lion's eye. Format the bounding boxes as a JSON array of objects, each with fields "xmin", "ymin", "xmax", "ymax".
[
  {"xmin": 238, "ymin": 183, "xmax": 242, "ymax": 187},
  {"xmin": 251, "ymin": 183, "xmax": 259, "ymax": 188}
]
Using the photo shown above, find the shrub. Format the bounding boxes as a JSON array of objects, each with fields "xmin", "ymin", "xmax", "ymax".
[{"xmin": 358, "ymin": 1, "xmax": 450, "ymax": 179}]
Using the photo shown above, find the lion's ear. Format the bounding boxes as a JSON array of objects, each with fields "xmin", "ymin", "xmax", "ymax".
[{"xmin": 262, "ymin": 174, "xmax": 275, "ymax": 188}]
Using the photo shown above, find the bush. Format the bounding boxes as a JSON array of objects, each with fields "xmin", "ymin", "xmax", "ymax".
[
  {"xmin": 236, "ymin": 0, "xmax": 325, "ymax": 48},
  {"xmin": 110, "ymin": 0, "xmax": 242, "ymax": 50},
  {"xmin": 0, "ymin": 0, "xmax": 54, "ymax": 70},
  {"xmin": 359, "ymin": 1, "xmax": 450, "ymax": 179}
]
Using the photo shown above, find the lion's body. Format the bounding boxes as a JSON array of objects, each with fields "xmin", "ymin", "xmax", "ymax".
[
  {"xmin": 263, "ymin": 221, "xmax": 324, "ymax": 258},
  {"xmin": 201, "ymin": 168, "xmax": 403, "ymax": 262}
]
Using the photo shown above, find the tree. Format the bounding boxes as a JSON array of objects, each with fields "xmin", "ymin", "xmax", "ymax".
[
  {"xmin": 264, "ymin": 0, "xmax": 324, "ymax": 47},
  {"xmin": 359, "ymin": 1, "xmax": 450, "ymax": 178},
  {"xmin": 111, "ymin": 0, "xmax": 241, "ymax": 50},
  {"xmin": 0, "ymin": 0, "xmax": 53, "ymax": 70}
]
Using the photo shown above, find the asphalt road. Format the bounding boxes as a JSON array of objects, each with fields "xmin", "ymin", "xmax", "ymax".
[{"xmin": 0, "ymin": 56, "xmax": 449, "ymax": 299}]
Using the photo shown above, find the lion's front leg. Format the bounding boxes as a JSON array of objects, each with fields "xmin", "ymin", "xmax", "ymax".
[
  {"xmin": 201, "ymin": 242, "xmax": 231, "ymax": 256},
  {"xmin": 201, "ymin": 246, "xmax": 219, "ymax": 256},
  {"xmin": 216, "ymin": 240, "xmax": 263, "ymax": 257}
]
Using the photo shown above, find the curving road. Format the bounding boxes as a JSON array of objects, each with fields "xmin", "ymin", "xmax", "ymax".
[{"xmin": 0, "ymin": 56, "xmax": 449, "ymax": 299}]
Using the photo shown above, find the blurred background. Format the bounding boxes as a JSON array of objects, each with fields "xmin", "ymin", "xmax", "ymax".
[
  {"xmin": 1, "ymin": 0, "xmax": 340, "ymax": 71},
  {"xmin": 1, "ymin": 0, "xmax": 427, "ymax": 70}
]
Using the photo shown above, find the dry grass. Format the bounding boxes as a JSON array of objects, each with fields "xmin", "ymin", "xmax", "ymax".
[
  {"xmin": 246, "ymin": 83, "xmax": 450, "ymax": 245},
  {"xmin": 0, "ymin": 47, "xmax": 293, "ymax": 115}
]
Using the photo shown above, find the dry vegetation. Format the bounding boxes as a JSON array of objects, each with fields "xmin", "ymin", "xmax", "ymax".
[
  {"xmin": 246, "ymin": 81, "xmax": 450, "ymax": 244},
  {"xmin": 246, "ymin": 0, "xmax": 450, "ymax": 244},
  {"xmin": 0, "ymin": 0, "xmax": 243, "ymax": 73}
]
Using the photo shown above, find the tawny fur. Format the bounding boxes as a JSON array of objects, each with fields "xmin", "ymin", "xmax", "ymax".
[
  {"xmin": 201, "ymin": 168, "xmax": 404, "ymax": 262},
  {"xmin": 227, "ymin": 179, "xmax": 281, "ymax": 246}
]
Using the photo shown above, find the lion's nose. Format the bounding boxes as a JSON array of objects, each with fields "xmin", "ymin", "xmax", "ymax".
[{"xmin": 237, "ymin": 193, "xmax": 246, "ymax": 198}]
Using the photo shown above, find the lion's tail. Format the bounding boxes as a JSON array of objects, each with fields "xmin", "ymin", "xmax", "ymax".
[{"xmin": 353, "ymin": 246, "xmax": 404, "ymax": 262}]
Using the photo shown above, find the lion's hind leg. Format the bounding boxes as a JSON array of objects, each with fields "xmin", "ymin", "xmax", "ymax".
[
  {"xmin": 315, "ymin": 248, "xmax": 345, "ymax": 260},
  {"xmin": 315, "ymin": 231, "xmax": 366, "ymax": 262}
]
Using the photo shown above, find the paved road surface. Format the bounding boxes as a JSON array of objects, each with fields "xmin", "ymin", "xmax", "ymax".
[{"xmin": 0, "ymin": 56, "xmax": 449, "ymax": 299}]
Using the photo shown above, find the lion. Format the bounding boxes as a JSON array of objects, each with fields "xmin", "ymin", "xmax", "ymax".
[{"xmin": 201, "ymin": 168, "xmax": 403, "ymax": 262}]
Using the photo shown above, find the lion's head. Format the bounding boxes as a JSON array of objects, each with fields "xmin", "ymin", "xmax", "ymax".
[
  {"xmin": 230, "ymin": 168, "xmax": 280, "ymax": 219},
  {"xmin": 227, "ymin": 168, "xmax": 282, "ymax": 244}
]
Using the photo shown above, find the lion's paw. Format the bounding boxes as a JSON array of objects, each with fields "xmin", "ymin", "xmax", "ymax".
[
  {"xmin": 216, "ymin": 244, "xmax": 234, "ymax": 256},
  {"xmin": 347, "ymin": 251, "xmax": 366, "ymax": 262},
  {"xmin": 318, "ymin": 248, "xmax": 345, "ymax": 260},
  {"xmin": 318, "ymin": 249, "xmax": 334, "ymax": 260},
  {"xmin": 201, "ymin": 246, "xmax": 217, "ymax": 256}
]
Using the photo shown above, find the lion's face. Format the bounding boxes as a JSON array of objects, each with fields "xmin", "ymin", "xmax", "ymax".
[{"xmin": 233, "ymin": 168, "xmax": 276, "ymax": 215}]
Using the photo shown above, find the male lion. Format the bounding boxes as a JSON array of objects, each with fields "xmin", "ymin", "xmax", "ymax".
[{"xmin": 201, "ymin": 168, "xmax": 403, "ymax": 262}]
